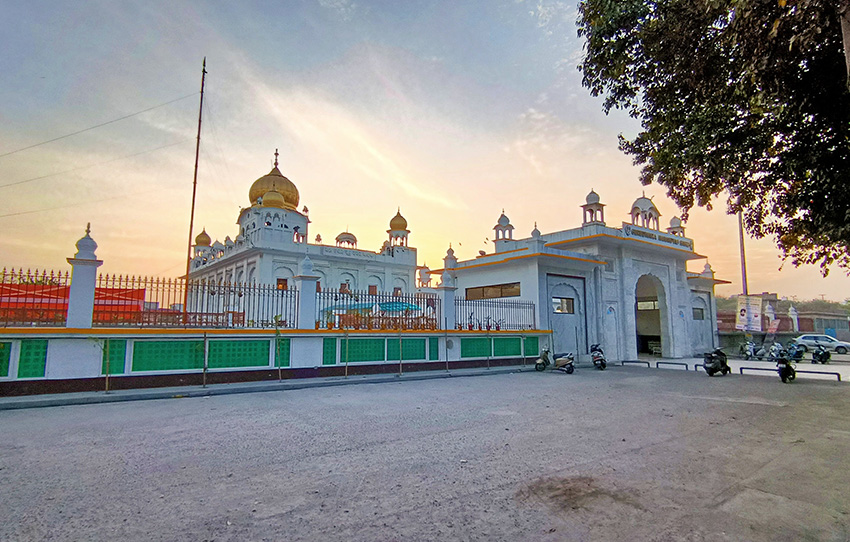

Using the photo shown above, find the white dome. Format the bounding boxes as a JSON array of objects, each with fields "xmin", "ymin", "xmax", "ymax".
[
  {"xmin": 631, "ymin": 195, "xmax": 659, "ymax": 214},
  {"xmin": 497, "ymin": 212, "xmax": 511, "ymax": 227},
  {"xmin": 586, "ymin": 190, "xmax": 600, "ymax": 205},
  {"xmin": 335, "ymin": 232, "xmax": 357, "ymax": 245}
]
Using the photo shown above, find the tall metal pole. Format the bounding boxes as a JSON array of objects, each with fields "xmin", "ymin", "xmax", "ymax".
[
  {"xmin": 738, "ymin": 210, "xmax": 749, "ymax": 296},
  {"xmin": 183, "ymin": 58, "xmax": 207, "ymax": 322}
]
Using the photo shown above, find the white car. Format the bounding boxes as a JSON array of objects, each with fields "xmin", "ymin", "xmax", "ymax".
[{"xmin": 792, "ymin": 334, "xmax": 850, "ymax": 354}]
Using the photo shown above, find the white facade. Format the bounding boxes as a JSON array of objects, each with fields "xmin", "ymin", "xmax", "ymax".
[
  {"xmin": 188, "ymin": 153, "xmax": 417, "ymax": 294},
  {"xmin": 438, "ymin": 192, "xmax": 725, "ymax": 361}
]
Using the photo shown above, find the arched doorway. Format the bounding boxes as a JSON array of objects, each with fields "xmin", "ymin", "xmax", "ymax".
[{"xmin": 635, "ymin": 274, "xmax": 669, "ymax": 356}]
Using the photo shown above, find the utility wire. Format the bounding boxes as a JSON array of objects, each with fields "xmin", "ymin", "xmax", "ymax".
[
  {"xmin": 0, "ymin": 188, "xmax": 163, "ymax": 219},
  {"xmin": 0, "ymin": 92, "xmax": 199, "ymax": 158},
  {"xmin": 0, "ymin": 138, "xmax": 193, "ymax": 190}
]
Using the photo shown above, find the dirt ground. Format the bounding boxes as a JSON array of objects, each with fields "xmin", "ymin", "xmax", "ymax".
[{"xmin": 2, "ymin": 366, "xmax": 849, "ymax": 541}]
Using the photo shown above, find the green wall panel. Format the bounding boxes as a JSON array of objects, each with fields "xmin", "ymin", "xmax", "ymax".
[
  {"xmin": 275, "ymin": 338, "xmax": 290, "ymax": 368},
  {"xmin": 524, "ymin": 336, "xmax": 540, "ymax": 356},
  {"xmin": 101, "ymin": 339, "xmax": 126, "ymax": 375},
  {"xmin": 493, "ymin": 337, "xmax": 522, "ymax": 357},
  {"xmin": 461, "ymin": 337, "xmax": 491, "ymax": 358},
  {"xmin": 342, "ymin": 338, "xmax": 386, "ymax": 363},
  {"xmin": 132, "ymin": 341, "xmax": 204, "ymax": 372},
  {"xmin": 387, "ymin": 338, "xmax": 426, "ymax": 361},
  {"xmin": 429, "ymin": 337, "xmax": 439, "ymax": 361},
  {"xmin": 323, "ymin": 338, "xmax": 337, "ymax": 365},
  {"xmin": 209, "ymin": 340, "xmax": 270, "ymax": 369},
  {"xmin": 18, "ymin": 339, "xmax": 47, "ymax": 378},
  {"xmin": 0, "ymin": 341, "xmax": 11, "ymax": 377}
]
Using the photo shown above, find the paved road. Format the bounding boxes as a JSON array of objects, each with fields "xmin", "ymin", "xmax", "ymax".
[{"xmin": 2, "ymin": 366, "xmax": 849, "ymax": 541}]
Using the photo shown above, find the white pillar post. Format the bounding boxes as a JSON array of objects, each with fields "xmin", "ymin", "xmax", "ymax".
[
  {"xmin": 293, "ymin": 256, "xmax": 320, "ymax": 330},
  {"xmin": 66, "ymin": 224, "xmax": 103, "ymax": 328},
  {"xmin": 437, "ymin": 270, "xmax": 457, "ymax": 330}
]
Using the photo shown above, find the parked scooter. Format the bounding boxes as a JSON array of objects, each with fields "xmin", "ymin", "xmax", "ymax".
[
  {"xmin": 766, "ymin": 342, "xmax": 785, "ymax": 363},
  {"xmin": 535, "ymin": 348, "xmax": 576, "ymax": 374},
  {"xmin": 590, "ymin": 344, "xmax": 607, "ymax": 370},
  {"xmin": 703, "ymin": 347, "xmax": 731, "ymax": 376},
  {"xmin": 812, "ymin": 342, "xmax": 831, "ymax": 364},
  {"xmin": 786, "ymin": 342, "xmax": 806, "ymax": 363},
  {"xmin": 776, "ymin": 352, "xmax": 796, "ymax": 383},
  {"xmin": 739, "ymin": 341, "xmax": 758, "ymax": 360}
]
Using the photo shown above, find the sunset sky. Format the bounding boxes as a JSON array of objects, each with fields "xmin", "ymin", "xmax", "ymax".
[{"xmin": 2, "ymin": 0, "xmax": 849, "ymax": 301}]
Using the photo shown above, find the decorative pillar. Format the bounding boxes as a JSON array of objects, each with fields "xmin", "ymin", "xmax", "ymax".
[
  {"xmin": 437, "ymin": 270, "xmax": 457, "ymax": 330},
  {"xmin": 66, "ymin": 224, "xmax": 103, "ymax": 328},
  {"xmin": 293, "ymin": 256, "xmax": 320, "ymax": 329},
  {"xmin": 788, "ymin": 305, "xmax": 799, "ymax": 333}
]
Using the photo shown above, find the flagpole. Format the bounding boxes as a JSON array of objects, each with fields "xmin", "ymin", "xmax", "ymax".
[{"xmin": 183, "ymin": 58, "xmax": 207, "ymax": 323}]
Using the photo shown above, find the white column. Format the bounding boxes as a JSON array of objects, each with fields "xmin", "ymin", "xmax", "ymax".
[
  {"xmin": 437, "ymin": 270, "xmax": 457, "ymax": 330},
  {"xmin": 66, "ymin": 224, "xmax": 103, "ymax": 329},
  {"xmin": 293, "ymin": 256, "xmax": 320, "ymax": 329}
]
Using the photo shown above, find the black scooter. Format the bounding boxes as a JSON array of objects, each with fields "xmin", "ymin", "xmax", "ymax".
[
  {"xmin": 703, "ymin": 347, "xmax": 731, "ymax": 376},
  {"xmin": 776, "ymin": 352, "xmax": 796, "ymax": 383},
  {"xmin": 812, "ymin": 343, "xmax": 831, "ymax": 364},
  {"xmin": 590, "ymin": 344, "xmax": 607, "ymax": 370}
]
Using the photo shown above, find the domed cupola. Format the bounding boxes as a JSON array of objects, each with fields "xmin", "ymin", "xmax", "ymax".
[
  {"xmin": 582, "ymin": 189, "xmax": 606, "ymax": 226},
  {"xmin": 493, "ymin": 210, "xmax": 514, "ymax": 241},
  {"xmin": 248, "ymin": 149, "xmax": 299, "ymax": 210},
  {"xmin": 630, "ymin": 192, "xmax": 660, "ymax": 230},
  {"xmin": 388, "ymin": 209, "xmax": 410, "ymax": 247},
  {"xmin": 335, "ymin": 231, "xmax": 357, "ymax": 248},
  {"xmin": 195, "ymin": 229, "xmax": 212, "ymax": 247},
  {"xmin": 261, "ymin": 189, "xmax": 286, "ymax": 209},
  {"xmin": 666, "ymin": 216, "xmax": 686, "ymax": 236}
]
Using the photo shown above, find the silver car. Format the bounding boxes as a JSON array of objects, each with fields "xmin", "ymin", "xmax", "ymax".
[{"xmin": 792, "ymin": 334, "xmax": 850, "ymax": 354}]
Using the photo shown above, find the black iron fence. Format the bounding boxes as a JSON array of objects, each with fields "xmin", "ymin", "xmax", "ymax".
[
  {"xmin": 91, "ymin": 275, "xmax": 299, "ymax": 328},
  {"xmin": 454, "ymin": 297, "xmax": 536, "ymax": 331},
  {"xmin": 316, "ymin": 288, "xmax": 441, "ymax": 330},
  {"xmin": 0, "ymin": 268, "xmax": 71, "ymax": 327}
]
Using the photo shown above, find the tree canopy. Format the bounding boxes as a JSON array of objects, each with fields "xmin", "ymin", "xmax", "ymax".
[{"xmin": 577, "ymin": 0, "xmax": 850, "ymax": 274}]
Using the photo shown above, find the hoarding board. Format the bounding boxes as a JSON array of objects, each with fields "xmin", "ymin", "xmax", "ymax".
[{"xmin": 735, "ymin": 295, "xmax": 762, "ymax": 332}]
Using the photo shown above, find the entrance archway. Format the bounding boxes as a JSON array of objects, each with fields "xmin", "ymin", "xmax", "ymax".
[{"xmin": 635, "ymin": 274, "xmax": 669, "ymax": 356}]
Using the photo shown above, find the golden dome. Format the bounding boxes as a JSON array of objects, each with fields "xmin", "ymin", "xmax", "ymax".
[
  {"xmin": 195, "ymin": 229, "xmax": 211, "ymax": 247},
  {"xmin": 248, "ymin": 166, "xmax": 299, "ymax": 210},
  {"xmin": 261, "ymin": 189, "xmax": 286, "ymax": 209},
  {"xmin": 389, "ymin": 209, "xmax": 408, "ymax": 231}
]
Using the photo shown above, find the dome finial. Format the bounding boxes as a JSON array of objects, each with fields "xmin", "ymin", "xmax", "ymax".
[{"xmin": 274, "ymin": 148, "xmax": 279, "ymax": 168}]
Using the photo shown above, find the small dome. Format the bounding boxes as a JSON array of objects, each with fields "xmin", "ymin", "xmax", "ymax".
[
  {"xmin": 586, "ymin": 190, "xmax": 600, "ymax": 205},
  {"xmin": 497, "ymin": 211, "xmax": 511, "ymax": 227},
  {"xmin": 195, "ymin": 229, "xmax": 211, "ymax": 247},
  {"xmin": 670, "ymin": 216, "xmax": 682, "ymax": 228},
  {"xmin": 531, "ymin": 222, "xmax": 541, "ymax": 238},
  {"xmin": 248, "ymin": 152, "xmax": 299, "ymax": 210},
  {"xmin": 446, "ymin": 246, "xmax": 455, "ymax": 257},
  {"xmin": 390, "ymin": 210, "xmax": 408, "ymax": 231},
  {"xmin": 74, "ymin": 224, "xmax": 98, "ymax": 260},
  {"xmin": 335, "ymin": 231, "xmax": 357, "ymax": 245},
  {"xmin": 261, "ymin": 190, "xmax": 286, "ymax": 209},
  {"xmin": 631, "ymin": 195, "xmax": 658, "ymax": 214}
]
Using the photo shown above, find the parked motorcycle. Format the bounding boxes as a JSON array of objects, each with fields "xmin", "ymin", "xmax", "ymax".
[
  {"xmin": 786, "ymin": 342, "xmax": 806, "ymax": 363},
  {"xmin": 535, "ymin": 348, "xmax": 576, "ymax": 374},
  {"xmin": 776, "ymin": 352, "xmax": 796, "ymax": 383},
  {"xmin": 590, "ymin": 343, "xmax": 607, "ymax": 370},
  {"xmin": 739, "ymin": 341, "xmax": 758, "ymax": 360},
  {"xmin": 766, "ymin": 342, "xmax": 785, "ymax": 363},
  {"xmin": 812, "ymin": 342, "xmax": 831, "ymax": 364},
  {"xmin": 703, "ymin": 348, "xmax": 731, "ymax": 376}
]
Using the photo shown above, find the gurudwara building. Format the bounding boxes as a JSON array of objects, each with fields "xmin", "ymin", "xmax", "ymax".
[
  {"xmin": 190, "ymin": 152, "xmax": 723, "ymax": 361},
  {"xmin": 433, "ymin": 191, "xmax": 725, "ymax": 361},
  {"xmin": 189, "ymin": 151, "xmax": 417, "ymax": 295}
]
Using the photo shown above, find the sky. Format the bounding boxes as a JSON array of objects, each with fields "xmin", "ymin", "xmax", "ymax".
[{"xmin": 2, "ymin": 0, "xmax": 849, "ymax": 301}]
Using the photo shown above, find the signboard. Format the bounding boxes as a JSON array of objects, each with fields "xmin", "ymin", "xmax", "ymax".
[{"xmin": 735, "ymin": 295, "xmax": 762, "ymax": 332}]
